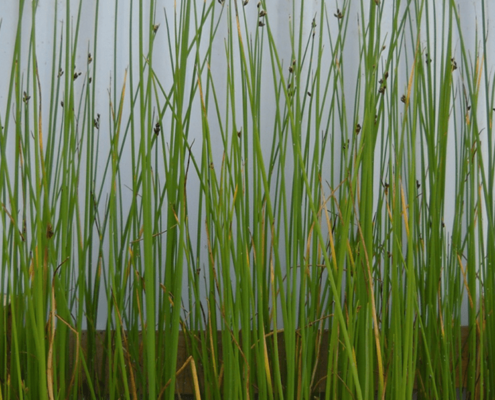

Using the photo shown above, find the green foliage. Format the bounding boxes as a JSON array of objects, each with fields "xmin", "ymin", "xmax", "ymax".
[{"xmin": 0, "ymin": 0, "xmax": 494, "ymax": 399}]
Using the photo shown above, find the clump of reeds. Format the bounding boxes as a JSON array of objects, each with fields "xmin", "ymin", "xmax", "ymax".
[{"xmin": 0, "ymin": 0, "xmax": 494, "ymax": 399}]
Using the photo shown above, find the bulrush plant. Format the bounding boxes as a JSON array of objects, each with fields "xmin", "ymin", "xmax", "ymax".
[{"xmin": 0, "ymin": 0, "xmax": 494, "ymax": 399}]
